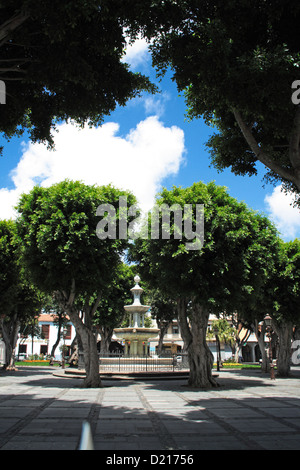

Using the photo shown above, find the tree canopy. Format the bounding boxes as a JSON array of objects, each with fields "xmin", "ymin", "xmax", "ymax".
[
  {"xmin": 16, "ymin": 179, "xmax": 136, "ymax": 294},
  {"xmin": 267, "ymin": 239, "xmax": 300, "ymax": 376},
  {"xmin": 131, "ymin": 0, "xmax": 300, "ymax": 204},
  {"xmin": 131, "ymin": 181, "xmax": 280, "ymax": 387},
  {"xmin": 0, "ymin": 219, "xmax": 43, "ymax": 368},
  {"xmin": 133, "ymin": 181, "xmax": 279, "ymax": 314},
  {"xmin": 93, "ymin": 262, "xmax": 135, "ymax": 353},
  {"xmin": 16, "ymin": 179, "xmax": 137, "ymax": 387},
  {"xmin": 0, "ymin": 219, "xmax": 19, "ymax": 312},
  {"xmin": 3, "ymin": 0, "xmax": 300, "ymax": 205},
  {"xmin": 0, "ymin": 0, "xmax": 154, "ymax": 155}
]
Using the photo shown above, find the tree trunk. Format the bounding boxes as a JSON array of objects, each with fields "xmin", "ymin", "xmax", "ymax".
[
  {"xmin": 274, "ymin": 321, "xmax": 293, "ymax": 377},
  {"xmin": 98, "ymin": 326, "xmax": 113, "ymax": 355},
  {"xmin": 234, "ymin": 342, "xmax": 242, "ymax": 363},
  {"xmin": 50, "ymin": 315, "xmax": 63, "ymax": 360},
  {"xmin": 234, "ymin": 326, "xmax": 251, "ymax": 363},
  {"xmin": 68, "ymin": 335, "xmax": 79, "ymax": 366},
  {"xmin": 0, "ymin": 314, "xmax": 19, "ymax": 370},
  {"xmin": 68, "ymin": 309, "xmax": 102, "ymax": 388},
  {"xmin": 253, "ymin": 320, "xmax": 269, "ymax": 373},
  {"xmin": 177, "ymin": 298, "xmax": 218, "ymax": 388},
  {"xmin": 81, "ymin": 327, "xmax": 101, "ymax": 388},
  {"xmin": 157, "ymin": 320, "xmax": 172, "ymax": 356},
  {"xmin": 56, "ymin": 282, "xmax": 102, "ymax": 388}
]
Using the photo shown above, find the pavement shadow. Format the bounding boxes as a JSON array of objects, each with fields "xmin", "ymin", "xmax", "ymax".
[
  {"xmin": 2, "ymin": 365, "xmax": 300, "ymax": 393},
  {"xmin": 1, "ymin": 366, "xmax": 300, "ymax": 450}
]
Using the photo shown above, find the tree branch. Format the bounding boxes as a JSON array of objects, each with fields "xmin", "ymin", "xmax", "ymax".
[
  {"xmin": 176, "ymin": 297, "xmax": 192, "ymax": 351},
  {"xmin": 0, "ymin": 68, "xmax": 26, "ymax": 73},
  {"xmin": 0, "ymin": 77, "xmax": 24, "ymax": 81},
  {"xmin": 68, "ymin": 278, "xmax": 76, "ymax": 306},
  {"xmin": 0, "ymin": 12, "xmax": 30, "ymax": 47},
  {"xmin": 0, "ymin": 58, "xmax": 31, "ymax": 63},
  {"xmin": 91, "ymin": 291, "xmax": 102, "ymax": 317},
  {"xmin": 232, "ymin": 107, "xmax": 298, "ymax": 186}
]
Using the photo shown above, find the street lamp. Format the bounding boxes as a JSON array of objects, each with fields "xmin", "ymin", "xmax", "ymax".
[
  {"xmin": 264, "ymin": 314, "xmax": 275, "ymax": 380},
  {"xmin": 213, "ymin": 327, "xmax": 221, "ymax": 372},
  {"xmin": 61, "ymin": 326, "xmax": 67, "ymax": 370}
]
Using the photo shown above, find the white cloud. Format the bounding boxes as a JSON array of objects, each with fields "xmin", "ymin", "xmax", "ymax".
[
  {"xmin": 0, "ymin": 116, "xmax": 186, "ymax": 219},
  {"xmin": 264, "ymin": 185, "xmax": 300, "ymax": 240},
  {"xmin": 122, "ymin": 36, "xmax": 150, "ymax": 69},
  {"xmin": 143, "ymin": 92, "xmax": 171, "ymax": 118}
]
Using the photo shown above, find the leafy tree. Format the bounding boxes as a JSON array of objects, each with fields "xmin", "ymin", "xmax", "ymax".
[
  {"xmin": 0, "ymin": 220, "xmax": 19, "ymax": 311},
  {"xmin": 207, "ymin": 318, "xmax": 236, "ymax": 360},
  {"xmin": 0, "ymin": 219, "xmax": 42, "ymax": 368},
  {"xmin": 236, "ymin": 238, "xmax": 300, "ymax": 376},
  {"xmin": 93, "ymin": 263, "xmax": 135, "ymax": 354},
  {"xmin": 132, "ymin": 0, "xmax": 300, "ymax": 204},
  {"xmin": 146, "ymin": 289, "xmax": 177, "ymax": 355},
  {"xmin": 16, "ymin": 179, "xmax": 137, "ymax": 387},
  {"xmin": 43, "ymin": 294, "xmax": 70, "ymax": 363},
  {"xmin": 0, "ymin": 0, "xmax": 155, "ymax": 155},
  {"xmin": 131, "ymin": 181, "xmax": 280, "ymax": 388},
  {"xmin": 268, "ymin": 239, "xmax": 300, "ymax": 376}
]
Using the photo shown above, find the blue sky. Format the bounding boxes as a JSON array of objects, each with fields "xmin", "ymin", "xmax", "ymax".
[{"xmin": 0, "ymin": 37, "xmax": 299, "ymax": 240}]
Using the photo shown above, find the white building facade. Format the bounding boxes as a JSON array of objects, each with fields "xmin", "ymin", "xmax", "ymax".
[
  {"xmin": 16, "ymin": 313, "xmax": 76, "ymax": 360},
  {"xmin": 148, "ymin": 317, "xmax": 236, "ymax": 362},
  {"xmin": 10, "ymin": 312, "xmax": 262, "ymax": 364}
]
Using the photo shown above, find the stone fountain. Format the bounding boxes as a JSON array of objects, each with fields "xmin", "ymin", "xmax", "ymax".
[{"xmin": 114, "ymin": 275, "xmax": 159, "ymax": 356}]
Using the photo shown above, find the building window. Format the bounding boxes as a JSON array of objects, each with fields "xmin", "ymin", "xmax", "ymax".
[
  {"xmin": 40, "ymin": 345, "xmax": 48, "ymax": 355},
  {"xmin": 19, "ymin": 344, "xmax": 27, "ymax": 354},
  {"xmin": 172, "ymin": 325, "xmax": 179, "ymax": 335},
  {"xmin": 64, "ymin": 324, "xmax": 72, "ymax": 340},
  {"xmin": 41, "ymin": 324, "xmax": 50, "ymax": 340}
]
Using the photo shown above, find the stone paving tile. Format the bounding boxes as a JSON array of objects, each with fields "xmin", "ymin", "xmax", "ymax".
[
  {"xmin": 1, "ymin": 435, "xmax": 79, "ymax": 450},
  {"xmin": 225, "ymin": 418, "xmax": 296, "ymax": 433},
  {"xmin": 0, "ymin": 406, "xmax": 36, "ymax": 418},
  {"xmin": 282, "ymin": 418, "xmax": 300, "ymax": 428},
  {"xmin": 1, "ymin": 367, "xmax": 300, "ymax": 450},
  {"xmin": 99, "ymin": 408, "xmax": 148, "ymax": 418},
  {"xmin": 261, "ymin": 407, "xmax": 300, "ymax": 418},
  {"xmin": 0, "ymin": 398, "xmax": 48, "ymax": 407},
  {"xmin": 208, "ymin": 407, "xmax": 263, "ymax": 419},
  {"xmin": 172, "ymin": 435, "xmax": 250, "ymax": 450},
  {"xmin": 164, "ymin": 418, "xmax": 226, "ymax": 434},
  {"xmin": 38, "ymin": 407, "xmax": 91, "ymax": 419},
  {"xmin": 0, "ymin": 418, "xmax": 20, "ymax": 433},
  {"xmin": 249, "ymin": 433, "xmax": 300, "ymax": 450},
  {"xmin": 235, "ymin": 398, "xmax": 293, "ymax": 408},
  {"xmin": 19, "ymin": 418, "xmax": 83, "ymax": 435}
]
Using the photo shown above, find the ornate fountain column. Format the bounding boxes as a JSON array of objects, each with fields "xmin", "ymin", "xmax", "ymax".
[{"xmin": 114, "ymin": 275, "xmax": 159, "ymax": 356}]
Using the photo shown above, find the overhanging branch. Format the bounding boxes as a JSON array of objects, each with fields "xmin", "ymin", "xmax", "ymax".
[
  {"xmin": 232, "ymin": 107, "xmax": 298, "ymax": 186},
  {"xmin": 0, "ymin": 11, "xmax": 30, "ymax": 47},
  {"xmin": 68, "ymin": 278, "xmax": 76, "ymax": 306},
  {"xmin": 91, "ymin": 291, "xmax": 102, "ymax": 317}
]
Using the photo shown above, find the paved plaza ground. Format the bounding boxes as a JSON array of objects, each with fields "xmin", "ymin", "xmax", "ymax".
[{"xmin": 0, "ymin": 366, "xmax": 300, "ymax": 451}]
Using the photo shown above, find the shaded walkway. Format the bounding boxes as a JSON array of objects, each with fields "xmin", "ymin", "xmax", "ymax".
[{"xmin": 0, "ymin": 366, "xmax": 300, "ymax": 450}]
